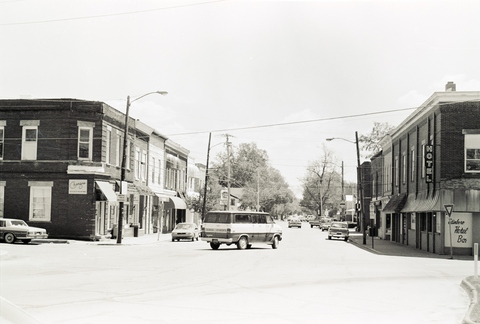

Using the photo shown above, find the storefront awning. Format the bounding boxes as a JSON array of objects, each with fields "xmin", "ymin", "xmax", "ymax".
[
  {"xmin": 401, "ymin": 191, "xmax": 439, "ymax": 213},
  {"xmin": 165, "ymin": 197, "xmax": 187, "ymax": 210},
  {"xmin": 95, "ymin": 181, "xmax": 117, "ymax": 202},
  {"xmin": 382, "ymin": 193, "xmax": 407, "ymax": 213}
]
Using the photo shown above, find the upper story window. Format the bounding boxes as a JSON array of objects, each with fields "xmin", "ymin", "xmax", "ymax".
[
  {"xmin": 135, "ymin": 148, "xmax": 141, "ymax": 179},
  {"xmin": 0, "ymin": 123, "xmax": 4, "ymax": 160},
  {"xmin": 105, "ymin": 127, "xmax": 111, "ymax": 165},
  {"xmin": 20, "ymin": 120, "xmax": 39, "ymax": 160},
  {"xmin": 402, "ymin": 153, "xmax": 406, "ymax": 184},
  {"xmin": 78, "ymin": 121, "xmax": 94, "ymax": 161},
  {"xmin": 464, "ymin": 130, "xmax": 480, "ymax": 173},
  {"xmin": 410, "ymin": 147, "xmax": 415, "ymax": 182},
  {"xmin": 141, "ymin": 150, "xmax": 147, "ymax": 181},
  {"xmin": 394, "ymin": 156, "xmax": 399, "ymax": 188}
]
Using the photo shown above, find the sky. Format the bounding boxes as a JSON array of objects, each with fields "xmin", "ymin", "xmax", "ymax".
[{"xmin": 1, "ymin": 0, "xmax": 480, "ymax": 198}]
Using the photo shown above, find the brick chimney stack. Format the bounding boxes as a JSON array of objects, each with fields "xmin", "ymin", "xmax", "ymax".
[{"xmin": 445, "ymin": 81, "xmax": 456, "ymax": 91}]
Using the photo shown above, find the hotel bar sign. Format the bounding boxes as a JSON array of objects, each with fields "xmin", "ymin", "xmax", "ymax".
[{"xmin": 425, "ymin": 144, "xmax": 434, "ymax": 183}]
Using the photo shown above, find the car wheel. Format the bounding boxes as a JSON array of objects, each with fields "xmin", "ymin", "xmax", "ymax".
[
  {"xmin": 172, "ymin": 238, "xmax": 175, "ymax": 242},
  {"xmin": 272, "ymin": 236, "xmax": 279, "ymax": 249},
  {"xmin": 237, "ymin": 236, "xmax": 248, "ymax": 250},
  {"xmin": 345, "ymin": 237, "xmax": 349, "ymax": 242},
  {"xmin": 22, "ymin": 239, "xmax": 31, "ymax": 244},
  {"xmin": 210, "ymin": 242, "xmax": 220, "ymax": 250},
  {"xmin": 4, "ymin": 233, "xmax": 16, "ymax": 244},
  {"xmin": 328, "ymin": 236, "xmax": 331, "ymax": 240}
]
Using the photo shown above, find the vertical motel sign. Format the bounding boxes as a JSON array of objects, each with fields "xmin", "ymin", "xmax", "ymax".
[{"xmin": 425, "ymin": 144, "xmax": 434, "ymax": 183}]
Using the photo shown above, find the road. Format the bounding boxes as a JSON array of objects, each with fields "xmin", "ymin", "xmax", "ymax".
[{"xmin": 0, "ymin": 221, "xmax": 471, "ymax": 324}]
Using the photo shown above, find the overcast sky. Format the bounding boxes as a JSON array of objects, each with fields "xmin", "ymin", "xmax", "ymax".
[{"xmin": 1, "ymin": 0, "xmax": 479, "ymax": 197}]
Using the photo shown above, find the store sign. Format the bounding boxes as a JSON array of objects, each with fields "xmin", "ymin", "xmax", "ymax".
[
  {"xmin": 445, "ymin": 212, "xmax": 472, "ymax": 248},
  {"xmin": 425, "ymin": 145, "xmax": 434, "ymax": 183},
  {"xmin": 69, "ymin": 179, "xmax": 88, "ymax": 194}
]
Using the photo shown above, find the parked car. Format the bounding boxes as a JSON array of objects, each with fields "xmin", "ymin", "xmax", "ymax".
[
  {"xmin": 0, "ymin": 218, "xmax": 48, "ymax": 244},
  {"xmin": 328, "ymin": 222, "xmax": 349, "ymax": 241},
  {"xmin": 320, "ymin": 218, "xmax": 333, "ymax": 231},
  {"xmin": 171, "ymin": 223, "xmax": 200, "ymax": 242},
  {"xmin": 288, "ymin": 218, "xmax": 302, "ymax": 228}
]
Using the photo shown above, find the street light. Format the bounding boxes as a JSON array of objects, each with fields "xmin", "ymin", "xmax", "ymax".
[
  {"xmin": 117, "ymin": 91, "xmax": 168, "ymax": 244},
  {"xmin": 326, "ymin": 132, "xmax": 366, "ymax": 245}
]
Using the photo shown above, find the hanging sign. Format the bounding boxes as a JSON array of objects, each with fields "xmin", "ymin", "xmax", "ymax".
[{"xmin": 425, "ymin": 145, "xmax": 434, "ymax": 183}]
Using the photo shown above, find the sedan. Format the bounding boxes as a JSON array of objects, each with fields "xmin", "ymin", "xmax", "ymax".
[
  {"xmin": 328, "ymin": 222, "xmax": 349, "ymax": 241},
  {"xmin": 171, "ymin": 223, "xmax": 200, "ymax": 241},
  {"xmin": 0, "ymin": 218, "xmax": 48, "ymax": 244},
  {"xmin": 288, "ymin": 219, "xmax": 302, "ymax": 228}
]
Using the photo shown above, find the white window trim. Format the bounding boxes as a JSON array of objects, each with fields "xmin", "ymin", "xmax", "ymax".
[
  {"xmin": 28, "ymin": 181, "xmax": 53, "ymax": 222},
  {"xmin": 22, "ymin": 125, "xmax": 38, "ymax": 160},
  {"xmin": 464, "ymin": 132, "xmax": 480, "ymax": 173},
  {"xmin": 78, "ymin": 126, "xmax": 93, "ymax": 160}
]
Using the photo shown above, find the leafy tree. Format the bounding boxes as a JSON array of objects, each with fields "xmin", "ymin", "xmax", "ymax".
[
  {"xmin": 358, "ymin": 122, "xmax": 395, "ymax": 157},
  {"xmin": 209, "ymin": 142, "xmax": 295, "ymax": 216}
]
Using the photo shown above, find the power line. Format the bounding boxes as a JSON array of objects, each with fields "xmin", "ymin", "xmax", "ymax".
[
  {"xmin": 0, "ymin": 0, "xmax": 228, "ymax": 26},
  {"xmin": 167, "ymin": 107, "xmax": 417, "ymax": 136}
]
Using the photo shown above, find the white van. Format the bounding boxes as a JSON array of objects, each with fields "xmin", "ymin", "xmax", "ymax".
[{"xmin": 201, "ymin": 211, "xmax": 282, "ymax": 250}]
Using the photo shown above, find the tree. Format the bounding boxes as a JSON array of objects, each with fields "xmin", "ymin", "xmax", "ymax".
[
  {"xmin": 358, "ymin": 122, "xmax": 395, "ymax": 157},
  {"xmin": 209, "ymin": 142, "xmax": 295, "ymax": 216},
  {"xmin": 300, "ymin": 146, "xmax": 343, "ymax": 217}
]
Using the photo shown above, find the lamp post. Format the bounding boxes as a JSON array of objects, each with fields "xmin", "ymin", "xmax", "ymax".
[
  {"xmin": 326, "ymin": 132, "xmax": 366, "ymax": 245},
  {"xmin": 117, "ymin": 91, "xmax": 168, "ymax": 244}
]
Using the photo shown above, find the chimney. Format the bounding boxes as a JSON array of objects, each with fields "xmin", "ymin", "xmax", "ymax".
[{"xmin": 445, "ymin": 81, "xmax": 456, "ymax": 91}]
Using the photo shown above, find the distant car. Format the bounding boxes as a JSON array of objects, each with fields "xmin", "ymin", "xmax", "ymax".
[
  {"xmin": 288, "ymin": 219, "xmax": 302, "ymax": 228},
  {"xmin": 172, "ymin": 223, "xmax": 200, "ymax": 242},
  {"xmin": 320, "ymin": 218, "xmax": 332, "ymax": 231},
  {"xmin": 0, "ymin": 218, "xmax": 48, "ymax": 244},
  {"xmin": 328, "ymin": 222, "xmax": 349, "ymax": 241}
]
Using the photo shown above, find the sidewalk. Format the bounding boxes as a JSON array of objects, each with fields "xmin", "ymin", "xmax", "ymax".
[{"xmin": 349, "ymin": 232, "xmax": 480, "ymax": 324}]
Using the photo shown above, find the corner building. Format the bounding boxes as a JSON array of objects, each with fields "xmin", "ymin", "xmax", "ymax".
[
  {"xmin": 0, "ymin": 99, "xmax": 190, "ymax": 240},
  {"xmin": 370, "ymin": 86, "xmax": 480, "ymax": 256}
]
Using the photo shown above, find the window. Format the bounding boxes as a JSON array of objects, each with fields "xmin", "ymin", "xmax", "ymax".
[
  {"xmin": 0, "ymin": 182, "xmax": 4, "ymax": 218},
  {"xmin": 465, "ymin": 133, "xmax": 480, "ymax": 173},
  {"xmin": 0, "ymin": 124, "xmax": 4, "ymax": 160},
  {"xmin": 115, "ymin": 133, "xmax": 121, "ymax": 166},
  {"xmin": 394, "ymin": 156, "xmax": 399, "ymax": 187},
  {"xmin": 410, "ymin": 147, "xmax": 415, "ymax": 182},
  {"xmin": 141, "ymin": 151, "xmax": 147, "ymax": 181},
  {"xmin": 28, "ymin": 182, "xmax": 53, "ymax": 222},
  {"xmin": 22, "ymin": 126, "xmax": 38, "ymax": 160},
  {"xmin": 421, "ymin": 142, "xmax": 426, "ymax": 179},
  {"xmin": 78, "ymin": 127, "xmax": 92, "ymax": 160},
  {"xmin": 135, "ymin": 148, "xmax": 140, "ymax": 179},
  {"xmin": 105, "ymin": 127, "xmax": 111, "ymax": 165},
  {"xmin": 151, "ymin": 157, "xmax": 156, "ymax": 184},
  {"xmin": 402, "ymin": 153, "xmax": 406, "ymax": 184}
]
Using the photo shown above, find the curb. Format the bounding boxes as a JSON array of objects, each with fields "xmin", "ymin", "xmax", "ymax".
[{"xmin": 461, "ymin": 277, "xmax": 480, "ymax": 324}]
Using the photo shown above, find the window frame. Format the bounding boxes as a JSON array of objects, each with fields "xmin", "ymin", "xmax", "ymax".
[
  {"xmin": 22, "ymin": 125, "xmax": 38, "ymax": 160},
  {"xmin": 78, "ymin": 126, "xmax": 93, "ymax": 160},
  {"xmin": 465, "ymin": 133, "xmax": 480, "ymax": 173},
  {"xmin": 28, "ymin": 182, "xmax": 53, "ymax": 222},
  {"xmin": 0, "ymin": 125, "xmax": 4, "ymax": 160}
]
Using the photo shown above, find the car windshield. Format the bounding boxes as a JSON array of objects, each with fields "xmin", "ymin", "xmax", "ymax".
[
  {"xmin": 176, "ymin": 224, "xmax": 194, "ymax": 230},
  {"xmin": 331, "ymin": 223, "xmax": 347, "ymax": 229},
  {"xmin": 11, "ymin": 220, "xmax": 28, "ymax": 226}
]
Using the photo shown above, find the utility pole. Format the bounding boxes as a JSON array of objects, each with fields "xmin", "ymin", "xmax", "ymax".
[
  {"xmin": 221, "ymin": 134, "xmax": 233, "ymax": 211},
  {"xmin": 201, "ymin": 132, "xmax": 211, "ymax": 221}
]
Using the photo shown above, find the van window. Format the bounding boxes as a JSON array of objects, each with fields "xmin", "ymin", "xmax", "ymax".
[
  {"xmin": 257, "ymin": 215, "xmax": 267, "ymax": 224},
  {"xmin": 204, "ymin": 213, "xmax": 231, "ymax": 223},
  {"xmin": 266, "ymin": 216, "xmax": 274, "ymax": 224},
  {"xmin": 234, "ymin": 214, "xmax": 251, "ymax": 223}
]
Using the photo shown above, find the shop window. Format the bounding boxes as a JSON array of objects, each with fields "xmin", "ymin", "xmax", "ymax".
[
  {"xmin": 419, "ymin": 214, "xmax": 426, "ymax": 231},
  {"xmin": 464, "ymin": 132, "xmax": 480, "ymax": 173},
  {"xmin": 410, "ymin": 213, "xmax": 416, "ymax": 230},
  {"xmin": 28, "ymin": 182, "xmax": 53, "ymax": 222}
]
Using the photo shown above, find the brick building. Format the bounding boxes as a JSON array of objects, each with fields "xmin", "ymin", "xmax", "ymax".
[
  {"xmin": 370, "ymin": 85, "xmax": 480, "ymax": 255},
  {"xmin": 0, "ymin": 99, "xmax": 193, "ymax": 240}
]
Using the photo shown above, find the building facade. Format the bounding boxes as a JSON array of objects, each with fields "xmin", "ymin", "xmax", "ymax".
[
  {"xmin": 0, "ymin": 99, "xmax": 196, "ymax": 240},
  {"xmin": 370, "ymin": 86, "xmax": 480, "ymax": 255}
]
